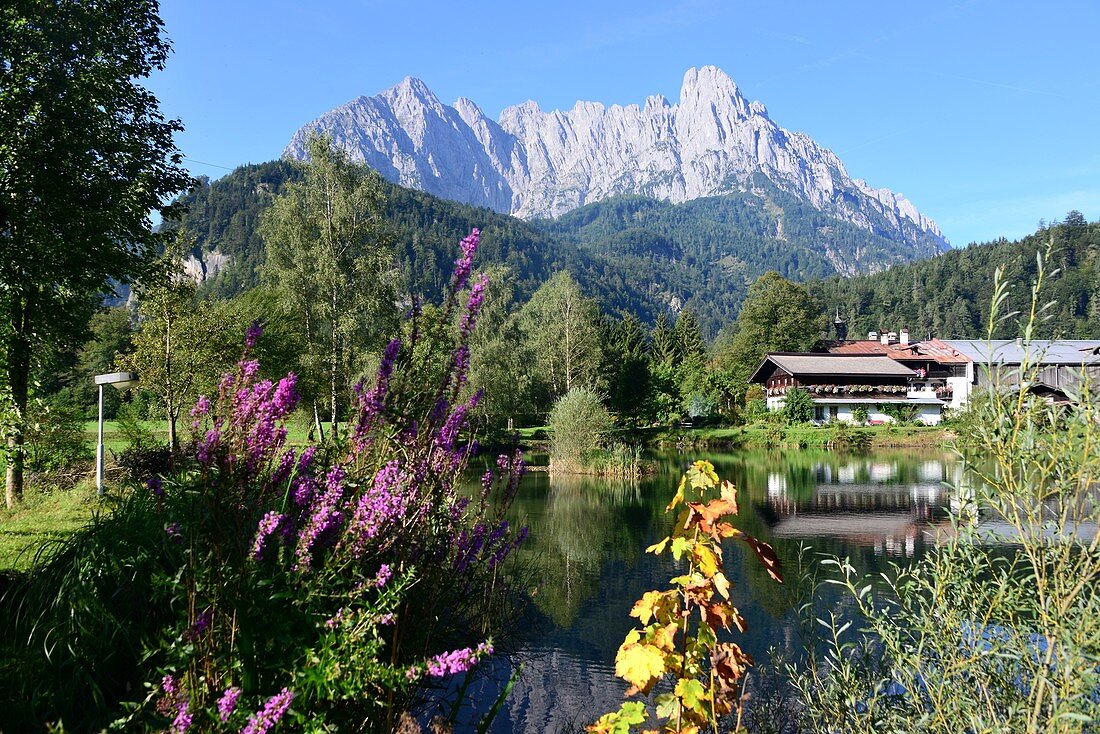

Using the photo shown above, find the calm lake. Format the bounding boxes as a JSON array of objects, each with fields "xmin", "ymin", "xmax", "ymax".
[{"xmin": 457, "ymin": 447, "xmax": 960, "ymax": 733}]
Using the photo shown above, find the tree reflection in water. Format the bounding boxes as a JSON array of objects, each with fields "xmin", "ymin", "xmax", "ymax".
[{"xmin": 464, "ymin": 447, "xmax": 962, "ymax": 733}]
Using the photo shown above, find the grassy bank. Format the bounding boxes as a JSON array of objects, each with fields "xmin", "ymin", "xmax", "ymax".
[
  {"xmin": 648, "ymin": 423, "xmax": 952, "ymax": 451},
  {"xmin": 83, "ymin": 419, "xmax": 331, "ymax": 449},
  {"xmin": 508, "ymin": 423, "xmax": 951, "ymax": 452},
  {"xmin": 0, "ymin": 482, "xmax": 100, "ymax": 572}
]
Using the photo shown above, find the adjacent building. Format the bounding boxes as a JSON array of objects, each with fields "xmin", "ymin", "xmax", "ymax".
[
  {"xmin": 826, "ymin": 332, "xmax": 971, "ymax": 409},
  {"xmin": 940, "ymin": 339, "xmax": 1100, "ymax": 406}
]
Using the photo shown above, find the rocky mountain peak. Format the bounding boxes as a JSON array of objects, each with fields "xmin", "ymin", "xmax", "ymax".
[{"xmin": 283, "ymin": 68, "xmax": 948, "ymax": 254}]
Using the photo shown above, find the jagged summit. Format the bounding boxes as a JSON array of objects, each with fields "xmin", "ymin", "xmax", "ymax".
[{"xmin": 284, "ymin": 67, "xmax": 947, "ymax": 257}]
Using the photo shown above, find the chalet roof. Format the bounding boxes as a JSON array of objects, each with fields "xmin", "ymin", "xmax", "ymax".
[
  {"xmin": 750, "ymin": 353, "xmax": 916, "ymax": 383},
  {"xmin": 941, "ymin": 340, "xmax": 1100, "ymax": 366},
  {"xmin": 828, "ymin": 338, "xmax": 971, "ymax": 364}
]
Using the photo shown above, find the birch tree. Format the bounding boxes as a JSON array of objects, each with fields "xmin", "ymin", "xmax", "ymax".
[
  {"xmin": 121, "ymin": 250, "xmax": 238, "ymax": 454},
  {"xmin": 520, "ymin": 271, "xmax": 603, "ymax": 401},
  {"xmin": 259, "ymin": 135, "xmax": 398, "ymax": 441}
]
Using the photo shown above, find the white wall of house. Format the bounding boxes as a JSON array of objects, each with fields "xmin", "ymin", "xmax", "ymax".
[
  {"xmin": 768, "ymin": 397, "xmax": 942, "ymax": 426},
  {"xmin": 946, "ymin": 375, "xmax": 971, "ymax": 409}
]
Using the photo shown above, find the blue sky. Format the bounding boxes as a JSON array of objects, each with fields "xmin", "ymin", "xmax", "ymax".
[{"xmin": 150, "ymin": 0, "xmax": 1100, "ymax": 247}]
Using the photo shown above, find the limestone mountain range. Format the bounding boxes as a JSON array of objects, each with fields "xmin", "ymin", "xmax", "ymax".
[{"xmin": 284, "ymin": 66, "xmax": 947, "ymax": 260}]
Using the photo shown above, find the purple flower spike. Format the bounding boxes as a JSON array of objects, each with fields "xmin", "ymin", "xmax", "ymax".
[
  {"xmin": 242, "ymin": 687, "xmax": 294, "ymax": 734},
  {"xmin": 171, "ymin": 702, "xmax": 192, "ymax": 733},
  {"xmin": 451, "ymin": 228, "xmax": 480, "ymax": 292},
  {"xmin": 217, "ymin": 686, "xmax": 241, "ymax": 723},
  {"xmin": 424, "ymin": 642, "xmax": 493, "ymax": 677},
  {"xmin": 245, "ymin": 320, "xmax": 263, "ymax": 349},
  {"xmin": 252, "ymin": 511, "xmax": 287, "ymax": 561},
  {"xmin": 459, "ymin": 273, "xmax": 489, "ymax": 338},
  {"xmin": 351, "ymin": 339, "xmax": 401, "ymax": 449}
]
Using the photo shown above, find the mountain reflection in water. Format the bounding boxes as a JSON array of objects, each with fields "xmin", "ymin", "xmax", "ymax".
[{"xmin": 458, "ymin": 448, "xmax": 960, "ymax": 734}]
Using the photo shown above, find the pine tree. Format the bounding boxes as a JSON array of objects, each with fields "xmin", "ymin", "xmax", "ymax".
[
  {"xmin": 650, "ymin": 313, "xmax": 679, "ymax": 366},
  {"xmin": 607, "ymin": 314, "xmax": 652, "ymax": 427}
]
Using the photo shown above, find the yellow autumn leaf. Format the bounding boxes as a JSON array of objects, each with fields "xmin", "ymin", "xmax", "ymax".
[
  {"xmin": 650, "ymin": 622, "xmax": 679, "ymax": 652},
  {"xmin": 666, "ymin": 476, "xmax": 687, "ymax": 511},
  {"xmin": 646, "ymin": 537, "xmax": 669, "ymax": 555},
  {"xmin": 712, "ymin": 570, "xmax": 730, "ymax": 599},
  {"xmin": 615, "ymin": 642, "xmax": 666, "ymax": 692},
  {"xmin": 631, "ymin": 590, "xmax": 674, "ymax": 625},
  {"xmin": 719, "ymin": 479, "xmax": 739, "ymax": 515},
  {"xmin": 693, "ymin": 543, "xmax": 718, "ymax": 577}
]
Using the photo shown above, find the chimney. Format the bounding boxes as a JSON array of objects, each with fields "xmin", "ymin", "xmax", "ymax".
[
  {"xmin": 868, "ymin": 331, "xmax": 878, "ymax": 341},
  {"xmin": 833, "ymin": 309, "xmax": 848, "ymax": 341},
  {"xmin": 900, "ymin": 328, "xmax": 909, "ymax": 346},
  {"xmin": 881, "ymin": 332, "xmax": 891, "ymax": 346}
]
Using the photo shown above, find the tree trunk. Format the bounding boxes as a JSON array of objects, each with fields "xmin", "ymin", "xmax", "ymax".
[
  {"xmin": 163, "ymin": 298, "xmax": 178, "ymax": 458},
  {"xmin": 329, "ymin": 284, "xmax": 339, "ymax": 441},
  {"xmin": 167, "ymin": 406, "xmax": 178, "ymax": 457},
  {"xmin": 313, "ymin": 401, "xmax": 325, "ymax": 443},
  {"xmin": 5, "ymin": 302, "xmax": 30, "ymax": 508}
]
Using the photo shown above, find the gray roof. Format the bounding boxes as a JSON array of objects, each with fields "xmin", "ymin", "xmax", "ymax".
[
  {"xmin": 941, "ymin": 340, "xmax": 1100, "ymax": 365},
  {"xmin": 752, "ymin": 354, "xmax": 915, "ymax": 382}
]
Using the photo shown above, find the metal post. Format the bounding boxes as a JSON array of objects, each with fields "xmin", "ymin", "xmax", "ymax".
[{"xmin": 96, "ymin": 383, "xmax": 105, "ymax": 495}]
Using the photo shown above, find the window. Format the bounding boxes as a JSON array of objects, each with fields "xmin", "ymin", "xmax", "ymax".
[{"xmin": 814, "ymin": 406, "xmax": 825, "ymax": 422}]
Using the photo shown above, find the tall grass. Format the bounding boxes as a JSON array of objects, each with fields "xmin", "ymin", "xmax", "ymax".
[
  {"xmin": 791, "ymin": 247, "xmax": 1100, "ymax": 733},
  {"xmin": 1, "ymin": 489, "xmax": 176, "ymax": 728}
]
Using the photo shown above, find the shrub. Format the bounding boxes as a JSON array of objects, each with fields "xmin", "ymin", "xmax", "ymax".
[
  {"xmin": 548, "ymin": 387, "xmax": 613, "ymax": 473},
  {"xmin": 851, "ymin": 404, "xmax": 869, "ymax": 425},
  {"xmin": 780, "ymin": 387, "xmax": 814, "ymax": 424},
  {"xmin": 742, "ymin": 399, "xmax": 768, "ymax": 424},
  {"xmin": 112, "ymin": 404, "xmax": 171, "ymax": 482},
  {"xmin": 878, "ymin": 402, "xmax": 920, "ymax": 425},
  {"xmin": 24, "ymin": 397, "xmax": 91, "ymax": 476}
]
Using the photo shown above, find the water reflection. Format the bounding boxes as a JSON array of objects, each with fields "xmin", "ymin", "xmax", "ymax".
[
  {"xmin": 758, "ymin": 452, "xmax": 951, "ymax": 558},
  {"xmin": 466, "ymin": 448, "xmax": 961, "ymax": 733}
]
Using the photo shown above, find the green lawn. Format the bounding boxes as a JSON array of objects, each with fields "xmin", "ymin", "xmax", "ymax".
[
  {"xmin": 82, "ymin": 418, "xmax": 339, "ymax": 449},
  {"xmin": 0, "ymin": 482, "xmax": 100, "ymax": 572}
]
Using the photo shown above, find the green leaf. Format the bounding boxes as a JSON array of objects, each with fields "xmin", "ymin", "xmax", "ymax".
[
  {"xmin": 617, "ymin": 701, "xmax": 647, "ymax": 726},
  {"xmin": 671, "ymin": 536, "xmax": 692, "ymax": 560},
  {"xmin": 674, "ymin": 678, "xmax": 708, "ymax": 714},
  {"xmin": 655, "ymin": 692, "xmax": 679, "ymax": 720}
]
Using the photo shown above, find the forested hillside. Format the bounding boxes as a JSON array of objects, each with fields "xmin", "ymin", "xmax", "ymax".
[
  {"xmin": 165, "ymin": 162, "xmax": 947, "ymax": 337},
  {"xmin": 539, "ymin": 182, "xmax": 947, "ymax": 333},
  {"xmin": 162, "ymin": 161, "xmax": 591, "ymax": 304},
  {"xmin": 807, "ymin": 213, "xmax": 1100, "ymax": 339}
]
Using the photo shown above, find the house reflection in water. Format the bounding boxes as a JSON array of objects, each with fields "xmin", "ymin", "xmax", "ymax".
[{"xmin": 759, "ymin": 455, "xmax": 954, "ymax": 558}]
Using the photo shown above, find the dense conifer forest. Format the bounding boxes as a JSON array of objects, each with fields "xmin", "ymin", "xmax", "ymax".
[
  {"xmin": 165, "ymin": 162, "xmax": 949, "ymax": 337},
  {"xmin": 809, "ymin": 213, "xmax": 1100, "ymax": 340}
]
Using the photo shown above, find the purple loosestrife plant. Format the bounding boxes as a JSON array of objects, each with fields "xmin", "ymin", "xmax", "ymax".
[{"xmin": 139, "ymin": 231, "xmax": 527, "ymax": 730}]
